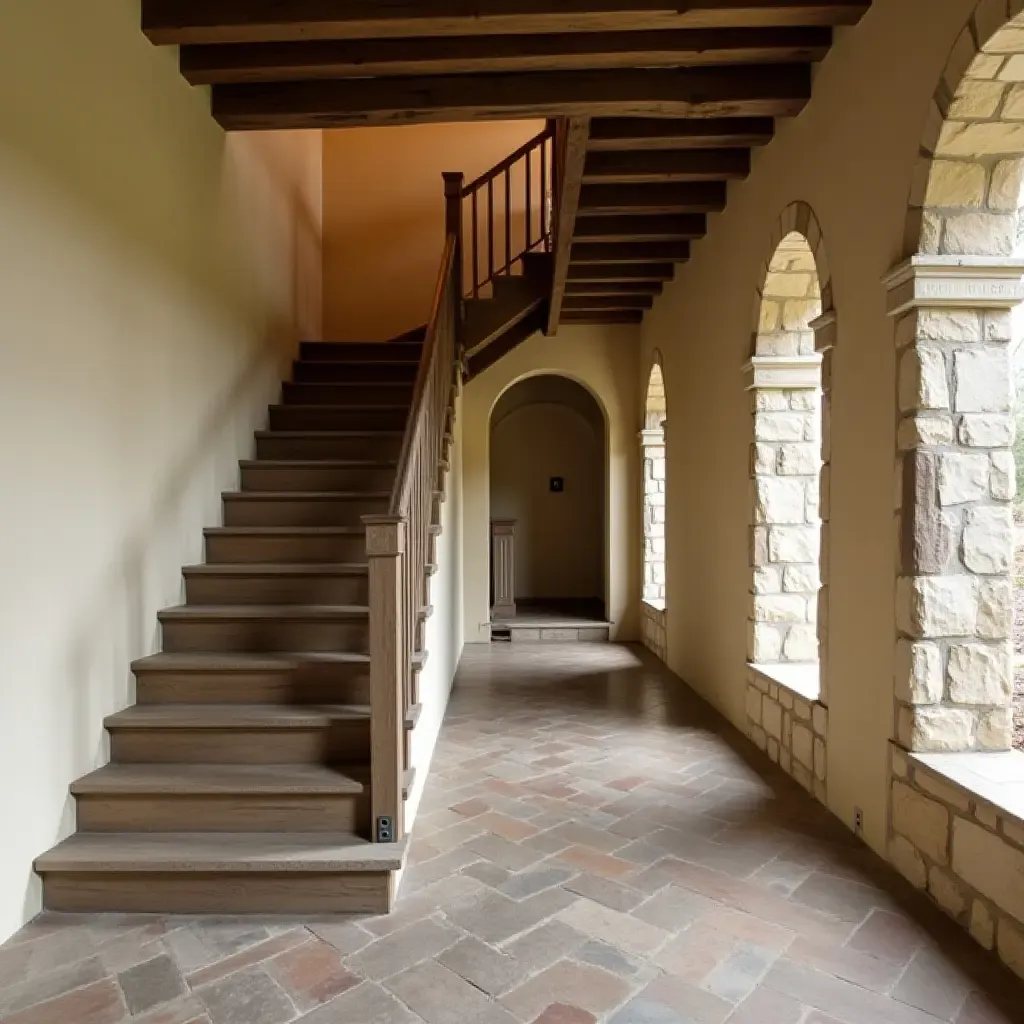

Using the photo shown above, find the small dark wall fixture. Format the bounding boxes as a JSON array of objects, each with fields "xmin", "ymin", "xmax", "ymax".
[{"xmin": 550, "ymin": 477, "xmax": 565, "ymax": 493}]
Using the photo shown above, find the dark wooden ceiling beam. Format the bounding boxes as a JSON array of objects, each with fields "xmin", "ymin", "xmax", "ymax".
[
  {"xmin": 144, "ymin": 2, "xmax": 871, "ymax": 46},
  {"xmin": 588, "ymin": 116, "xmax": 775, "ymax": 150},
  {"xmin": 568, "ymin": 263, "xmax": 675, "ymax": 282},
  {"xmin": 583, "ymin": 148, "xmax": 750, "ymax": 183},
  {"xmin": 180, "ymin": 27, "xmax": 831, "ymax": 85},
  {"xmin": 561, "ymin": 310, "xmax": 644, "ymax": 324},
  {"xmin": 573, "ymin": 214, "xmax": 707, "ymax": 241},
  {"xmin": 578, "ymin": 182, "xmax": 727, "ymax": 214},
  {"xmin": 211, "ymin": 64, "xmax": 810, "ymax": 130},
  {"xmin": 565, "ymin": 280, "xmax": 664, "ymax": 294},
  {"xmin": 572, "ymin": 241, "xmax": 691, "ymax": 262},
  {"xmin": 563, "ymin": 294, "xmax": 656, "ymax": 310}
]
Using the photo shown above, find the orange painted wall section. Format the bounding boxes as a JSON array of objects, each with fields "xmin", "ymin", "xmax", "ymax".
[{"xmin": 322, "ymin": 121, "xmax": 545, "ymax": 341}]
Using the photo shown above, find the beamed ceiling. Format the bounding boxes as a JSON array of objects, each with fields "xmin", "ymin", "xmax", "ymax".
[{"xmin": 142, "ymin": 1, "xmax": 871, "ymax": 325}]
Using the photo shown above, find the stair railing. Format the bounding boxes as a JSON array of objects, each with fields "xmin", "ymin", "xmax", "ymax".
[{"xmin": 462, "ymin": 123, "xmax": 556, "ymax": 299}]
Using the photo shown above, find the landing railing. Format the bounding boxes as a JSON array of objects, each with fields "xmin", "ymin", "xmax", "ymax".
[{"xmin": 461, "ymin": 123, "xmax": 555, "ymax": 299}]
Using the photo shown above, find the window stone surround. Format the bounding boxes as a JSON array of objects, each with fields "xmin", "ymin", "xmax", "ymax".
[{"xmin": 641, "ymin": 599, "xmax": 667, "ymax": 663}]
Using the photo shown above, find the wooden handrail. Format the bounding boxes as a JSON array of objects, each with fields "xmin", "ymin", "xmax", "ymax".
[{"xmin": 461, "ymin": 125, "xmax": 554, "ymax": 195}]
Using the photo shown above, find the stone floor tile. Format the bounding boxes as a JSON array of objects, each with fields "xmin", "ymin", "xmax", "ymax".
[
  {"xmin": 955, "ymin": 990, "xmax": 1019, "ymax": 1024},
  {"xmin": 635, "ymin": 973, "xmax": 733, "ymax": 1023},
  {"xmin": 891, "ymin": 947, "xmax": 973, "ymax": 1021},
  {"xmin": 445, "ymin": 888, "xmax": 577, "ymax": 946},
  {"xmin": 790, "ymin": 872, "xmax": 897, "ymax": 925},
  {"xmin": 268, "ymin": 937, "xmax": 360, "ymax": 1011},
  {"xmin": 546, "ymin": 823, "xmax": 630, "ymax": 855},
  {"xmin": 0, "ymin": 955, "xmax": 107, "ymax": 1018},
  {"xmin": 785, "ymin": 935, "xmax": 902, "ymax": 993},
  {"xmin": 477, "ymin": 813, "xmax": 542, "ymax": 842},
  {"xmin": 451, "ymin": 798, "xmax": 491, "ymax": 818},
  {"xmin": 195, "ymin": 966, "xmax": 295, "ymax": 1024},
  {"xmin": 384, "ymin": 958, "xmax": 519, "ymax": 1024},
  {"xmin": 467, "ymin": 835, "xmax": 547, "ymax": 873},
  {"xmin": 530, "ymin": 1005, "xmax": 597, "ymax": 1024},
  {"xmin": 725, "ymin": 985, "xmax": 807, "ymax": 1024},
  {"xmin": 575, "ymin": 940, "xmax": 644, "ymax": 977},
  {"xmin": 701, "ymin": 943, "xmax": 778, "ymax": 1004},
  {"xmin": 607, "ymin": 996, "xmax": 691, "ymax": 1023},
  {"xmin": 653, "ymin": 924, "xmax": 737, "ymax": 984},
  {"xmin": 119, "ymin": 953, "xmax": 188, "ymax": 1015},
  {"xmin": 346, "ymin": 918, "xmax": 462, "ymax": 981},
  {"xmin": 295, "ymin": 981, "xmax": 424, "ymax": 1023},
  {"xmin": 500, "ymin": 866, "xmax": 577, "ymax": 901},
  {"xmin": 185, "ymin": 931, "xmax": 311, "ymax": 989},
  {"xmin": 437, "ymin": 936, "xmax": 527, "ymax": 996},
  {"xmin": 3, "ymin": 978, "xmax": 126, "ymax": 1024},
  {"xmin": 555, "ymin": 846, "xmax": 635, "ymax": 879},
  {"xmin": 501, "ymin": 921, "xmax": 588, "ymax": 975},
  {"xmin": 304, "ymin": 920, "xmax": 373, "ymax": 956},
  {"xmin": 846, "ymin": 909, "xmax": 928, "ymax": 966},
  {"xmin": 630, "ymin": 885, "xmax": 715, "ymax": 933},
  {"xmin": 131, "ymin": 996, "xmax": 211, "ymax": 1024},
  {"xmin": 556, "ymin": 899, "xmax": 668, "ymax": 957},
  {"xmin": 463, "ymin": 862, "xmax": 514, "ymax": 888},
  {"xmin": 500, "ymin": 960, "xmax": 632, "ymax": 1021},
  {"xmin": 700, "ymin": 907, "xmax": 795, "ymax": 952},
  {"xmin": 563, "ymin": 874, "xmax": 645, "ymax": 913}
]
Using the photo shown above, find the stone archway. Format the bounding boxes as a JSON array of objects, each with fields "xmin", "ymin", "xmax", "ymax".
[{"xmin": 640, "ymin": 354, "xmax": 668, "ymax": 662}]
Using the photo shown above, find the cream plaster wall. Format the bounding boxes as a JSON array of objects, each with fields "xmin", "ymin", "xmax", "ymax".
[
  {"xmin": 463, "ymin": 325, "xmax": 641, "ymax": 643},
  {"xmin": 491, "ymin": 379, "xmax": 605, "ymax": 602},
  {"xmin": 0, "ymin": 1, "xmax": 323, "ymax": 941},
  {"xmin": 638, "ymin": 0, "xmax": 982, "ymax": 857}
]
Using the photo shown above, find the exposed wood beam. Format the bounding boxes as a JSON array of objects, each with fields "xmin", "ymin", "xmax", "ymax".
[
  {"xmin": 568, "ymin": 264, "xmax": 675, "ymax": 282},
  {"xmin": 211, "ymin": 65, "xmax": 811, "ymax": 130},
  {"xmin": 573, "ymin": 214, "xmax": 707, "ymax": 241},
  {"xmin": 578, "ymin": 182, "xmax": 727, "ymax": 214},
  {"xmin": 565, "ymin": 281, "xmax": 664, "ymax": 295},
  {"xmin": 563, "ymin": 295, "xmax": 655, "ymax": 310},
  {"xmin": 583, "ymin": 148, "xmax": 750, "ymax": 183},
  {"xmin": 144, "ymin": 2, "xmax": 871, "ymax": 46},
  {"xmin": 547, "ymin": 118, "xmax": 591, "ymax": 336},
  {"xmin": 179, "ymin": 27, "xmax": 831, "ymax": 84},
  {"xmin": 588, "ymin": 116, "xmax": 775, "ymax": 150},
  {"xmin": 562, "ymin": 310, "xmax": 644, "ymax": 324},
  {"xmin": 466, "ymin": 306, "xmax": 547, "ymax": 381},
  {"xmin": 572, "ymin": 241, "xmax": 691, "ymax": 263}
]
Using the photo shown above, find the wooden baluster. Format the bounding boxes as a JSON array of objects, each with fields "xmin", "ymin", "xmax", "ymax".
[
  {"xmin": 472, "ymin": 191, "xmax": 479, "ymax": 298},
  {"xmin": 487, "ymin": 179, "xmax": 494, "ymax": 285},
  {"xmin": 505, "ymin": 167, "xmax": 512, "ymax": 275},
  {"xmin": 443, "ymin": 171, "xmax": 465, "ymax": 349},
  {"xmin": 541, "ymin": 137, "xmax": 549, "ymax": 252},
  {"xmin": 526, "ymin": 146, "xmax": 533, "ymax": 252},
  {"xmin": 364, "ymin": 515, "xmax": 406, "ymax": 846}
]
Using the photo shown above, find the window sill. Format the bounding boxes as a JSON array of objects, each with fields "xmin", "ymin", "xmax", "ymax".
[
  {"xmin": 642, "ymin": 598, "xmax": 666, "ymax": 613},
  {"xmin": 910, "ymin": 749, "xmax": 1024, "ymax": 828},
  {"xmin": 748, "ymin": 663, "xmax": 821, "ymax": 704}
]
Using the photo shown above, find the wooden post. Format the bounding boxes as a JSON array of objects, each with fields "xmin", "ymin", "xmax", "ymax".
[
  {"xmin": 491, "ymin": 519, "xmax": 517, "ymax": 620},
  {"xmin": 443, "ymin": 171, "xmax": 465, "ymax": 355},
  {"xmin": 364, "ymin": 514, "xmax": 406, "ymax": 844}
]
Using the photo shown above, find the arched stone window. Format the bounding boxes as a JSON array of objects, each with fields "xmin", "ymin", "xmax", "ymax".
[
  {"xmin": 744, "ymin": 204, "xmax": 835, "ymax": 801},
  {"xmin": 640, "ymin": 356, "xmax": 668, "ymax": 662}
]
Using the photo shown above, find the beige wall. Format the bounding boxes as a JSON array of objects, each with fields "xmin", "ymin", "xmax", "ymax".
[
  {"xmin": 322, "ymin": 121, "xmax": 544, "ymax": 341},
  {"xmin": 638, "ymin": 0, "xmax": 980, "ymax": 857},
  {"xmin": 491, "ymin": 377, "xmax": 605, "ymax": 602},
  {"xmin": 464, "ymin": 325, "xmax": 641, "ymax": 642},
  {"xmin": 0, "ymin": 1, "xmax": 323, "ymax": 941}
]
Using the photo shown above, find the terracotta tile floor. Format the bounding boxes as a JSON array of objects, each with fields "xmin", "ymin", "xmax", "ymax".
[{"xmin": 2, "ymin": 643, "xmax": 1023, "ymax": 1024}]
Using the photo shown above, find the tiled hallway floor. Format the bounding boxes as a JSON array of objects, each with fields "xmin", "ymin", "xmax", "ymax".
[{"xmin": 2, "ymin": 644, "xmax": 1022, "ymax": 1024}]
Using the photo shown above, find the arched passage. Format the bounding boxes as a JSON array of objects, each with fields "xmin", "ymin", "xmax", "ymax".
[
  {"xmin": 489, "ymin": 374, "xmax": 607, "ymax": 623},
  {"xmin": 640, "ymin": 355, "xmax": 668, "ymax": 662}
]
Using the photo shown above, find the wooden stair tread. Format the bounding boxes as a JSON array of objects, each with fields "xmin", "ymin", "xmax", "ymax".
[
  {"xmin": 223, "ymin": 491, "xmax": 391, "ymax": 500},
  {"xmin": 182, "ymin": 564, "xmax": 369, "ymax": 577},
  {"xmin": 133, "ymin": 651, "xmax": 372, "ymax": 672},
  {"xmin": 36, "ymin": 832, "xmax": 407, "ymax": 873},
  {"xmin": 204, "ymin": 527, "xmax": 366, "ymax": 536},
  {"xmin": 158, "ymin": 604, "xmax": 370, "ymax": 621},
  {"xmin": 106, "ymin": 702, "xmax": 422, "ymax": 730},
  {"xmin": 72, "ymin": 763, "xmax": 366, "ymax": 796}
]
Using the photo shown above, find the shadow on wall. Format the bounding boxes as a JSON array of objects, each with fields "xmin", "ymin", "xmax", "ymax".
[{"xmin": 490, "ymin": 375, "xmax": 606, "ymax": 603}]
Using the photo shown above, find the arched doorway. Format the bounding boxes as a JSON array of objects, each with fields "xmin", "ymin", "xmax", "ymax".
[
  {"xmin": 641, "ymin": 355, "xmax": 668, "ymax": 662},
  {"xmin": 489, "ymin": 374, "xmax": 607, "ymax": 634}
]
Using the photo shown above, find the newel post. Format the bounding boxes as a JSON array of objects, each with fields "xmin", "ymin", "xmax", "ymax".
[
  {"xmin": 443, "ymin": 171, "xmax": 465, "ymax": 358},
  {"xmin": 364, "ymin": 514, "xmax": 407, "ymax": 843}
]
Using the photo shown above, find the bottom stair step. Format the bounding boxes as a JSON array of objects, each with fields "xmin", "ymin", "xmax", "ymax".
[{"xmin": 36, "ymin": 832, "xmax": 407, "ymax": 914}]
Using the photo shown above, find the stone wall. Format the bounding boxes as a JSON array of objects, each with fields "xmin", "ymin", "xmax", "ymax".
[
  {"xmin": 890, "ymin": 752, "xmax": 1024, "ymax": 979},
  {"xmin": 641, "ymin": 601, "xmax": 667, "ymax": 663},
  {"xmin": 745, "ymin": 667, "xmax": 828, "ymax": 804},
  {"xmin": 642, "ymin": 431, "xmax": 666, "ymax": 605}
]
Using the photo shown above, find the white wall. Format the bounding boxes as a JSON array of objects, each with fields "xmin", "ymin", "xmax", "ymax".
[
  {"xmin": 0, "ymin": 0, "xmax": 323, "ymax": 941},
  {"xmin": 404, "ymin": 394, "xmax": 465, "ymax": 828}
]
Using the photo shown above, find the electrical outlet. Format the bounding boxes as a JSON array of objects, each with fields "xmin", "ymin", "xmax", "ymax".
[
  {"xmin": 853, "ymin": 807, "xmax": 864, "ymax": 836},
  {"xmin": 376, "ymin": 816, "xmax": 395, "ymax": 843}
]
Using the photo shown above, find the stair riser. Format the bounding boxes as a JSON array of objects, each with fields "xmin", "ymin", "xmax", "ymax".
[
  {"xmin": 301, "ymin": 342, "xmax": 422, "ymax": 362},
  {"xmin": 223, "ymin": 497, "xmax": 388, "ymax": 528},
  {"xmin": 269, "ymin": 407, "xmax": 408, "ymax": 431},
  {"xmin": 136, "ymin": 670, "xmax": 371, "ymax": 706},
  {"xmin": 184, "ymin": 575, "xmax": 370, "ymax": 606},
  {"xmin": 109, "ymin": 725, "xmax": 369, "ymax": 764},
  {"xmin": 43, "ymin": 872, "xmax": 393, "ymax": 914},
  {"xmin": 293, "ymin": 362, "xmax": 418, "ymax": 384},
  {"xmin": 205, "ymin": 535, "xmax": 366, "ymax": 564},
  {"xmin": 241, "ymin": 466, "xmax": 395, "ymax": 491},
  {"xmin": 161, "ymin": 619, "xmax": 368, "ymax": 654},
  {"xmin": 282, "ymin": 383, "xmax": 413, "ymax": 406},
  {"xmin": 76, "ymin": 794, "xmax": 368, "ymax": 834},
  {"xmin": 256, "ymin": 436, "xmax": 402, "ymax": 461}
]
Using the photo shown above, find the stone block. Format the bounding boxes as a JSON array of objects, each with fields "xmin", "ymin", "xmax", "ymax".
[
  {"xmin": 783, "ymin": 564, "xmax": 820, "ymax": 593},
  {"xmin": 989, "ymin": 158, "xmax": 1024, "ymax": 210},
  {"xmin": 989, "ymin": 450, "xmax": 1016, "ymax": 500},
  {"xmin": 1004, "ymin": 820, "xmax": 1024, "ymax": 849},
  {"xmin": 896, "ymin": 576, "xmax": 977, "ymax": 639},
  {"xmin": 899, "ymin": 347, "xmax": 949, "ymax": 412},
  {"xmin": 751, "ymin": 527, "xmax": 769, "ymax": 567},
  {"xmin": 970, "ymin": 900, "xmax": 996, "ymax": 950},
  {"xmin": 937, "ymin": 452, "xmax": 990, "ymax": 505},
  {"xmin": 755, "ymin": 477, "xmax": 808, "ymax": 525},
  {"xmin": 977, "ymin": 706, "xmax": 1013, "ymax": 750},
  {"xmin": 977, "ymin": 579, "xmax": 1013, "ymax": 639},
  {"xmin": 953, "ymin": 349, "xmax": 1012, "ymax": 413},
  {"xmin": 898, "ymin": 705, "xmax": 975, "ymax": 752},
  {"xmin": 893, "ymin": 781, "xmax": 951, "ymax": 864},
  {"xmin": 767, "ymin": 737, "xmax": 780, "ymax": 762},
  {"xmin": 928, "ymin": 867, "xmax": 968, "ymax": 919},
  {"xmin": 782, "ymin": 624, "xmax": 818, "ymax": 661},
  {"xmin": 942, "ymin": 211, "xmax": 1016, "ymax": 256},
  {"xmin": 753, "ymin": 442, "xmax": 776, "ymax": 475},
  {"xmin": 947, "ymin": 643, "xmax": 1012, "ymax": 705},
  {"xmin": 789, "ymin": 390, "xmax": 819, "ymax": 412},
  {"xmin": 768, "ymin": 526, "xmax": 819, "ymax": 564},
  {"xmin": 753, "ymin": 595, "xmax": 807, "ymax": 624},
  {"xmin": 892, "ymin": 747, "xmax": 909, "ymax": 779},
  {"xmin": 778, "ymin": 443, "xmax": 820, "ymax": 476},
  {"xmin": 791, "ymin": 724, "xmax": 813, "ymax": 768},
  {"xmin": 812, "ymin": 703, "xmax": 827, "ymax": 737},
  {"xmin": 755, "ymin": 412, "xmax": 812, "ymax": 443},
  {"xmin": 953, "ymin": 817, "xmax": 1024, "ymax": 922},
  {"xmin": 753, "ymin": 567, "xmax": 783, "ymax": 594},
  {"xmin": 749, "ymin": 724, "xmax": 767, "ymax": 751},
  {"xmin": 984, "ymin": 310, "xmax": 1013, "ymax": 342},
  {"xmin": 762, "ymin": 699, "xmax": 783, "ymax": 740},
  {"xmin": 888, "ymin": 835, "xmax": 927, "ymax": 889},
  {"xmin": 755, "ymin": 390, "xmax": 789, "ymax": 412},
  {"xmin": 898, "ymin": 415, "xmax": 955, "ymax": 449},
  {"xmin": 959, "ymin": 414, "xmax": 1014, "ymax": 447},
  {"xmin": 895, "ymin": 640, "xmax": 943, "ymax": 705},
  {"xmin": 924, "ymin": 161, "xmax": 987, "ymax": 207},
  {"xmin": 813, "ymin": 738, "xmax": 826, "ymax": 781},
  {"xmin": 916, "ymin": 309, "xmax": 984, "ymax": 342},
  {"xmin": 915, "ymin": 771, "xmax": 972, "ymax": 812},
  {"xmin": 745, "ymin": 686, "xmax": 762, "ymax": 726}
]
